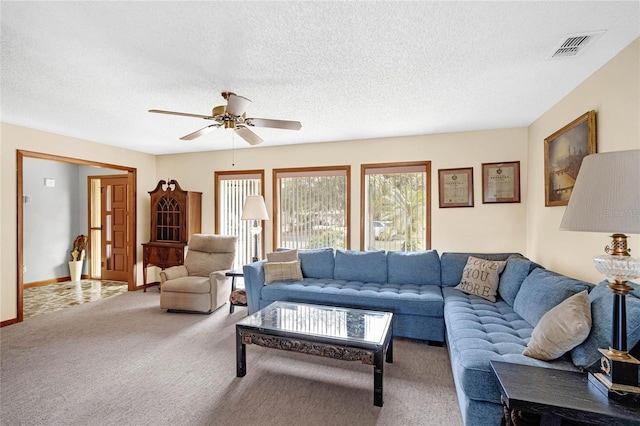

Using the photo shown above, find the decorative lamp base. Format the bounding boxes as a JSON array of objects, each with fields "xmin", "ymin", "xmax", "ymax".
[{"xmin": 589, "ymin": 348, "xmax": 640, "ymax": 405}]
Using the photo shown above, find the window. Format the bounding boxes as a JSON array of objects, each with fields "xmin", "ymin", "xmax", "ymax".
[
  {"xmin": 361, "ymin": 162, "xmax": 431, "ymax": 251},
  {"xmin": 273, "ymin": 166, "xmax": 350, "ymax": 250},
  {"xmin": 215, "ymin": 170, "xmax": 264, "ymax": 268}
]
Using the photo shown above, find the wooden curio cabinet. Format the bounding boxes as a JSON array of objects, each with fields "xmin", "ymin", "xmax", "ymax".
[{"xmin": 142, "ymin": 180, "xmax": 202, "ymax": 290}]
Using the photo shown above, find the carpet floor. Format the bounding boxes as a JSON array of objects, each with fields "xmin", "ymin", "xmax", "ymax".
[{"xmin": 1, "ymin": 290, "xmax": 462, "ymax": 425}]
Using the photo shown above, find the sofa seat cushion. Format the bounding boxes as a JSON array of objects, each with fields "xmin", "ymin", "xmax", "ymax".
[
  {"xmin": 443, "ymin": 287, "xmax": 579, "ymax": 403},
  {"xmin": 161, "ymin": 276, "xmax": 210, "ymax": 293},
  {"xmin": 261, "ymin": 278, "xmax": 444, "ymax": 317}
]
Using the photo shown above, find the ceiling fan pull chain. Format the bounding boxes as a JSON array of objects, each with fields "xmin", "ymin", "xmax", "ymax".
[{"xmin": 232, "ymin": 131, "xmax": 235, "ymax": 167}]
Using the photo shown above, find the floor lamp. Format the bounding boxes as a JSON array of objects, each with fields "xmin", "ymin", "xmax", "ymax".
[
  {"xmin": 560, "ymin": 149, "xmax": 640, "ymax": 403},
  {"xmin": 241, "ymin": 195, "xmax": 269, "ymax": 262}
]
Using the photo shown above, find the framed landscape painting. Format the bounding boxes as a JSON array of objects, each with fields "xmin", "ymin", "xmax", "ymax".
[{"xmin": 544, "ymin": 110, "xmax": 596, "ymax": 207}]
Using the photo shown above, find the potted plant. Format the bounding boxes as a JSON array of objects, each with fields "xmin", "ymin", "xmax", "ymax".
[{"xmin": 68, "ymin": 235, "xmax": 88, "ymax": 282}]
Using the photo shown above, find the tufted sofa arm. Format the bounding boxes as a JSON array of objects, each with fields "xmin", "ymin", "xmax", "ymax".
[{"xmin": 243, "ymin": 260, "xmax": 267, "ymax": 314}]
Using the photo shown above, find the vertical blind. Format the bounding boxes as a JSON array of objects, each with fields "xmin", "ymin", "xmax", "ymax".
[
  {"xmin": 275, "ymin": 167, "xmax": 349, "ymax": 250},
  {"xmin": 218, "ymin": 173, "xmax": 262, "ymax": 268}
]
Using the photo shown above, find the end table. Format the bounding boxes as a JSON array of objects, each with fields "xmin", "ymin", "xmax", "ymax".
[{"xmin": 490, "ymin": 360, "xmax": 640, "ymax": 426}]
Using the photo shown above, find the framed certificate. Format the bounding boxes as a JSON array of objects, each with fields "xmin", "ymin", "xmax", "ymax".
[
  {"xmin": 438, "ymin": 167, "xmax": 474, "ymax": 208},
  {"xmin": 482, "ymin": 161, "xmax": 520, "ymax": 203}
]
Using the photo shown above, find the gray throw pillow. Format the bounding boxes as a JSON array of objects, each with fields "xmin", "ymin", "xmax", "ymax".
[{"xmin": 523, "ymin": 290, "xmax": 591, "ymax": 361}]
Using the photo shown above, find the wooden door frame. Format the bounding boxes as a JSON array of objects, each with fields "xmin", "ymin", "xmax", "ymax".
[{"xmin": 16, "ymin": 150, "xmax": 137, "ymax": 324}]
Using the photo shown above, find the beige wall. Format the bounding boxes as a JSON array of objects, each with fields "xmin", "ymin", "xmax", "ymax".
[
  {"xmin": 156, "ymin": 127, "xmax": 529, "ymax": 255},
  {"xmin": 3, "ymin": 37, "xmax": 637, "ymax": 323},
  {"xmin": 527, "ymin": 38, "xmax": 640, "ymax": 284},
  {"xmin": 0, "ymin": 123, "xmax": 157, "ymax": 322}
]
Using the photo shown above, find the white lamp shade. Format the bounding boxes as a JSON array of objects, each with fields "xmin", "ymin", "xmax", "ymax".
[
  {"xmin": 241, "ymin": 195, "xmax": 269, "ymax": 221},
  {"xmin": 560, "ymin": 150, "xmax": 640, "ymax": 234}
]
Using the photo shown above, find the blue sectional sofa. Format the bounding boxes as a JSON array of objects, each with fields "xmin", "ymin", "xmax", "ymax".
[
  {"xmin": 245, "ymin": 248, "xmax": 446, "ymax": 342},
  {"xmin": 243, "ymin": 248, "xmax": 640, "ymax": 426}
]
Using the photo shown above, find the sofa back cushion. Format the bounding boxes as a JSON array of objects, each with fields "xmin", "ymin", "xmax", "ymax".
[
  {"xmin": 440, "ymin": 252, "xmax": 520, "ymax": 287},
  {"xmin": 513, "ymin": 268, "xmax": 592, "ymax": 327},
  {"xmin": 571, "ymin": 280, "xmax": 640, "ymax": 369},
  {"xmin": 298, "ymin": 248, "xmax": 335, "ymax": 279},
  {"xmin": 387, "ymin": 250, "xmax": 441, "ymax": 286},
  {"xmin": 334, "ymin": 249, "xmax": 387, "ymax": 283},
  {"xmin": 498, "ymin": 256, "xmax": 543, "ymax": 306}
]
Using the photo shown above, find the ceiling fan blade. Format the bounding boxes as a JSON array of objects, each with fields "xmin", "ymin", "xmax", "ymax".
[
  {"xmin": 226, "ymin": 94, "xmax": 251, "ymax": 117},
  {"xmin": 235, "ymin": 127, "xmax": 263, "ymax": 146},
  {"xmin": 180, "ymin": 124, "xmax": 221, "ymax": 140},
  {"xmin": 149, "ymin": 109, "xmax": 213, "ymax": 119},
  {"xmin": 245, "ymin": 117, "xmax": 302, "ymax": 131}
]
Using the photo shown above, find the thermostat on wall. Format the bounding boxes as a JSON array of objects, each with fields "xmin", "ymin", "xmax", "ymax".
[{"xmin": 44, "ymin": 178, "xmax": 55, "ymax": 187}]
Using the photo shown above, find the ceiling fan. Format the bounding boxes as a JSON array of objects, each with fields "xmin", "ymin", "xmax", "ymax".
[{"xmin": 149, "ymin": 92, "xmax": 302, "ymax": 146}]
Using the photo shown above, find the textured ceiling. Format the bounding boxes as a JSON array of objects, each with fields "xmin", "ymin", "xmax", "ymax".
[{"xmin": 2, "ymin": 1, "xmax": 639, "ymax": 155}]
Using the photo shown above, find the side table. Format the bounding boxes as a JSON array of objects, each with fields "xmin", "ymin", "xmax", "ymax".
[
  {"xmin": 226, "ymin": 269, "xmax": 246, "ymax": 314},
  {"xmin": 490, "ymin": 360, "xmax": 640, "ymax": 426}
]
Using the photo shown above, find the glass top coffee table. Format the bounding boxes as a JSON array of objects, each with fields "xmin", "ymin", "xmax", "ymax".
[{"xmin": 236, "ymin": 301, "xmax": 394, "ymax": 406}]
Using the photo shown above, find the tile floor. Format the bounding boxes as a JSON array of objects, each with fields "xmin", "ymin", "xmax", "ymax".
[{"xmin": 23, "ymin": 280, "xmax": 128, "ymax": 320}]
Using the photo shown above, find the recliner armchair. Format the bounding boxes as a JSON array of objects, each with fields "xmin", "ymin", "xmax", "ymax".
[{"xmin": 159, "ymin": 234, "xmax": 238, "ymax": 314}]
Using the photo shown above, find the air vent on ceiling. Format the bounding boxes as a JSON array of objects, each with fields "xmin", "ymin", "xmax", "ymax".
[{"xmin": 547, "ymin": 30, "xmax": 606, "ymax": 59}]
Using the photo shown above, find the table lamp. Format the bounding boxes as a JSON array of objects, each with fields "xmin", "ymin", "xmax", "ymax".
[
  {"xmin": 559, "ymin": 149, "xmax": 640, "ymax": 402},
  {"xmin": 241, "ymin": 195, "xmax": 269, "ymax": 262}
]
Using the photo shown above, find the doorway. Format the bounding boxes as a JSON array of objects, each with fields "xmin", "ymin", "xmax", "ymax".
[{"xmin": 16, "ymin": 150, "xmax": 137, "ymax": 323}]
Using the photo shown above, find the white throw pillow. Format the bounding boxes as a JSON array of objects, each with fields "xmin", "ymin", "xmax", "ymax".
[
  {"xmin": 454, "ymin": 256, "xmax": 506, "ymax": 302},
  {"xmin": 523, "ymin": 290, "xmax": 591, "ymax": 361}
]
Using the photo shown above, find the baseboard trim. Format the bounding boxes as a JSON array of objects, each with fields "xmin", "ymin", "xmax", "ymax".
[
  {"xmin": 24, "ymin": 275, "xmax": 90, "ymax": 288},
  {"xmin": 1, "ymin": 318, "xmax": 19, "ymax": 327}
]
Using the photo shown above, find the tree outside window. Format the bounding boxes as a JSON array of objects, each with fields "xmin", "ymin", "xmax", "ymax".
[{"xmin": 362, "ymin": 162, "xmax": 431, "ymax": 251}]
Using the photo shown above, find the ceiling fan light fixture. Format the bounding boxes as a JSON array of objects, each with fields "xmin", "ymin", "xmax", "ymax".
[
  {"xmin": 212, "ymin": 105, "xmax": 226, "ymax": 117},
  {"xmin": 149, "ymin": 91, "xmax": 301, "ymax": 146}
]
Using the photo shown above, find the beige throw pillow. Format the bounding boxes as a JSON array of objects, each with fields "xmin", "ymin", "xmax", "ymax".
[
  {"xmin": 454, "ymin": 256, "xmax": 507, "ymax": 302},
  {"xmin": 266, "ymin": 249, "xmax": 298, "ymax": 263},
  {"xmin": 523, "ymin": 290, "xmax": 591, "ymax": 361},
  {"xmin": 264, "ymin": 260, "xmax": 303, "ymax": 284}
]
